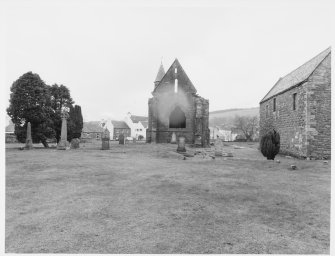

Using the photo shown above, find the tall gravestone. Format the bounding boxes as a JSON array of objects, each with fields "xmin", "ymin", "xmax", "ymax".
[
  {"xmin": 25, "ymin": 122, "xmax": 33, "ymax": 149},
  {"xmin": 57, "ymin": 111, "xmax": 69, "ymax": 150},
  {"xmin": 171, "ymin": 132, "xmax": 177, "ymax": 144},
  {"xmin": 214, "ymin": 138, "xmax": 223, "ymax": 156},
  {"xmin": 101, "ymin": 128, "xmax": 110, "ymax": 150},
  {"xmin": 177, "ymin": 136, "xmax": 186, "ymax": 152},
  {"xmin": 70, "ymin": 138, "xmax": 80, "ymax": 149},
  {"xmin": 119, "ymin": 133, "xmax": 125, "ymax": 145}
]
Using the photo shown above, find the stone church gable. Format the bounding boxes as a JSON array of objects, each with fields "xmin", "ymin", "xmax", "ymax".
[
  {"xmin": 153, "ymin": 59, "xmax": 197, "ymax": 95},
  {"xmin": 147, "ymin": 59, "xmax": 210, "ymax": 147}
]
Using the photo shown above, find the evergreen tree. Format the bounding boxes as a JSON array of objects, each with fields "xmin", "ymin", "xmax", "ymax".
[{"xmin": 7, "ymin": 72, "xmax": 55, "ymax": 147}]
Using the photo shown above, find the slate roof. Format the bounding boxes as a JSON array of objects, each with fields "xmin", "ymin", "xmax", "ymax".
[
  {"xmin": 130, "ymin": 115, "xmax": 148, "ymax": 123},
  {"xmin": 111, "ymin": 121, "xmax": 130, "ymax": 129},
  {"xmin": 140, "ymin": 121, "xmax": 148, "ymax": 129},
  {"xmin": 82, "ymin": 121, "xmax": 104, "ymax": 133},
  {"xmin": 155, "ymin": 62, "xmax": 165, "ymax": 83},
  {"xmin": 260, "ymin": 47, "xmax": 331, "ymax": 103}
]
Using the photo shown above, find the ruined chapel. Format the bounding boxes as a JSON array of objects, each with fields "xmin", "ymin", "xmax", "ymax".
[{"xmin": 146, "ymin": 59, "xmax": 210, "ymax": 147}]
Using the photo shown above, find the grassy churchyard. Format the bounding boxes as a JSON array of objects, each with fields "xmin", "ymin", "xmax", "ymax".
[{"xmin": 5, "ymin": 141, "xmax": 330, "ymax": 254}]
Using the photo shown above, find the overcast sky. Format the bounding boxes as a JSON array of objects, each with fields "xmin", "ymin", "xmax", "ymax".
[{"xmin": 2, "ymin": 0, "xmax": 334, "ymax": 122}]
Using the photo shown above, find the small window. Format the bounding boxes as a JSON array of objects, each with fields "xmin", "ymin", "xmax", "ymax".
[
  {"xmin": 273, "ymin": 98, "xmax": 276, "ymax": 112},
  {"xmin": 266, "ymin": 105, "xmax": 269, "ymax": 117},
  {"xmin": 174, "ymin": 79, "xmax": 178, "ymax": 93},
  {"xmin": 293, "ymin": 93, "xmax": 297, "ymax": 110},
  {"xmin": 175, "ymin": 68, "xmax": 177, "ymax": 74}
]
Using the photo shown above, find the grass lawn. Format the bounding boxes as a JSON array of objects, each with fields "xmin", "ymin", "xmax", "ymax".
[{"xmin": 5, "ymin": 141, "xmax": 330, "ymax": 253}]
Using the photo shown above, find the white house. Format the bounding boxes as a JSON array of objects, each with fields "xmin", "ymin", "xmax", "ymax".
[
  {"xmin": 209, "ymin": 126, "xmax": 238, "ymax": 141},
  {"xmin": 124, "ymin": 112, "xmax": 148, "ymax": 140},
  {"xmin": 100, "ymin": 118, "xmax": 114, "ymax": 139}
]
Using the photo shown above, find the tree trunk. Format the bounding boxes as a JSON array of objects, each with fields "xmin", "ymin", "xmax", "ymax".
[{"xmin": 41, "ymin": 139, "xmax": 49, "ymax": 148}]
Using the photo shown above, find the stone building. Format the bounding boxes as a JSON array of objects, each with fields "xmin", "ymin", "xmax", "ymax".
[
  {"xmin": 110, "ymin": 121, "xmax": 131, "ymax": 140},
  {"xmin": 146, "ymin": 59, "xmax": 210, "ymax": 146},
  {"xmin": 259, "ymin": 47, "xmax": 331, "ymax": 159},
  {"xmin": 81, "ymin": 121, "xmax": 105, "ymax": 140}
]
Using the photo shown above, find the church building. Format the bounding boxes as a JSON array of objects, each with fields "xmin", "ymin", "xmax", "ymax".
[{"xmin": 146, "ymin": 59, "xmax": 210, "ymax": 147}]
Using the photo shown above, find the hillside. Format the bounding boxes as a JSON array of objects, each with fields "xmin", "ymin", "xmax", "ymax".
[{"xmin": 209, "ymin": 107, "xmax": 259, "ymax": 127}]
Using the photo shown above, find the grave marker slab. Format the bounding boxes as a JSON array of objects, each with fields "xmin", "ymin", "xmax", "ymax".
[
  {"xmin": 101, "ymin": 128, "xmax": 110, "ymax": 150},
  {"xmin": 177, "ymin": 136, "xmax": 186, "ymax": 152},
  {"xmin": 25, "ymin": 122, "xmax": 33, "ymax": 149}
]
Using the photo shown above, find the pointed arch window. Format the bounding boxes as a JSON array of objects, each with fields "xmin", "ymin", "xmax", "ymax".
[{"xmin": 169, "ymin": 106, "xmax": 186, "ymax": 128}]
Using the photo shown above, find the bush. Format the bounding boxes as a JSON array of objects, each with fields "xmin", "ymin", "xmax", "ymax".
[{"xmin": 260, "ymin": 129, "xmax": 280, "ymax": 160}]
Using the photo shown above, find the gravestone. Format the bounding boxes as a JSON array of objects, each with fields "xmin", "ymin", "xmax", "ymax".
[
  {"xmin": 25, "ymin": 122, "xmax": 33, "ymax": 149},
  {"xmin": 214, "ymin": 139, "xmax": 223, "ymax": 156},
  {"xmin": 194, "ymin": 135, "xmax": 202, "ymax": 147},
  {"xmin": 119, "ymin": 134, "xmax": 125, "ymax": 145},
  {"xmin": 171, "ymin": 132, "xmax": 177, "ymax": 144},
  {"xmin": 57, "ymin": 111, "xmax": 70, "ymax": 150},
  {"xmin": 101, "ymin": 128, "xmax": 110, "ymax": 150},
  {"xmin": 70, "ymin": 138, "xmax": 80, "ymax": 149},
  {"xmin": 177, "ymin": 136, "xmax": 186, "ymax": 152}
]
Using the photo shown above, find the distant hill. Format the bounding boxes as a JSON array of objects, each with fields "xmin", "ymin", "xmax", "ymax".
[{"xmin": 209, "ymin": 107, "xmax": 259, "ymax": 127}]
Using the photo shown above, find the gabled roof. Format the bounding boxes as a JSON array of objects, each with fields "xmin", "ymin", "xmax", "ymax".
[
  {"xmin": 261, "ymin": 47, "xmax": 331, "ymax": 103},
  {"xmin": 140, "ymin": 121, "xmax": 148, "ymax": 129},
  {"xmin": 111, "ymin": 120, "xmax": 130, "ymax": 129},
  {"xmin": 154, "ymin": 62, "xmax": 165, "ymax": 83},
  {"xmin": 130, "ymin": 115, "xmax": 148, "ymax": 123},
  {"xmin": 82, "ymin": 121, "xmax": 105, "ymax": 133},
  {"xmin": 5, "ymin": 122, "xmax": 15, "ymax": 133},
  {"xmin": 153, "ymin": 58, "xmax": 197, "ymax": 93}
]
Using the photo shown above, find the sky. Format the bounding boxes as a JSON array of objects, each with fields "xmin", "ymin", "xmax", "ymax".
[{"xmin": 2, "ymin": 0, "xmax": 334, "ymax": 123}]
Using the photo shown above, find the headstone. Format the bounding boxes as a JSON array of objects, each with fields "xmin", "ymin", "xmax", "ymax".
[
  {"xmin": 171, "ymin": 132, "xmax": 177, "ymax": 144},
  {"xmin": 194, "ymin": 135, "xmax": 202, "ymax": 146},
  {"xmin": 25, "ymin": 122, "xmax": 33, "ymax": 149},
  {"xmin": 177, "ymin": 136, "xmax": 186, "ymax": 152},
  {"xmin": 57, "ymin": 111, "xmax": 70, "ymax": 150},
  {"xmin": 214, "ymin": 139, "xmax": 223, "ymax": 156},
  {"xmin": 101, "ymin": 128, "xmax": 110, "ymax": 150},
  {"xmin": 119, "ymin": 134, "xmax": 125, "ymax": 145},
  {"xmin": 70, "ymin": 138, "xmax": 80, "ymax": 149}
]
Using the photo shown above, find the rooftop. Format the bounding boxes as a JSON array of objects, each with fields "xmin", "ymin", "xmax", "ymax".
[{"xmin": 260, "ymin": 47, "xmax": 331, "ymax": 103}]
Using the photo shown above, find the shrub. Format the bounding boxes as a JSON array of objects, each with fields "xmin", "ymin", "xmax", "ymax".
[{"xmin": 260, "ymin": 129, "xmax": 280, "ymax": 160}]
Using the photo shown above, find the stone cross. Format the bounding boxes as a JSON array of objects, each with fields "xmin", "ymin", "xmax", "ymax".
[
  {"xmin": 57, "ymin": 112, "xmax": 69, "ymax": 150},
  {"xmin": 101, "ymin": 128, "xmax": 110, "ymax": 150},
  {"xmin": 25, "ymin": 122, "xmax": 33, "ymax": 149},
  {"xmin": 177, "ymin": 136, "xmax": 186, "ymax": 152},
  {"xmin": 171, "ymin": 132, "xmax": 177, "ymax": 144}
]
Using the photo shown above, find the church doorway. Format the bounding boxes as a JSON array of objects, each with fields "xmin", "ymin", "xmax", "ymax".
[{"xmin": 169, "ymin": 106, "xmax": 186, "ymax": 128}]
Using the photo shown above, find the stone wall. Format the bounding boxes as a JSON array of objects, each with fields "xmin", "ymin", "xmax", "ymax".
[
  {"xmin": 305, "ymin": 54, "xmax": 331, "ymax": 159},
  {"xmin": 259, "ymin": 53, "xmax": 331, "ymax": 159},
  {"xmin": 260, "ymin": 84, "xmax": 308, "ymax": 158}
]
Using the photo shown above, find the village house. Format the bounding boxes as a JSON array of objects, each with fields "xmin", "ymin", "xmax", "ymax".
[
  {"xmin": 209, "ymin": 125, "xmax": 238, "ymax": 141},
  {"xmin": 5, "ymin": 118, "xmax": 17, "ymax": 143},
  {"xmin": 110, "ymin": 121, "xmax": 131, "ymax": 140},
  {"xmin": 259, "ymin": 47, "xmax": 331, "ymax": 159},
  {"xmin": 81, "ymin": 121, "xmax": 105, "ymax": 140},
  {"xmin": 146, "ymin": 59, "xmax": 210, "ymax": 146},
  {"xmin": 124, "ymin": 112, "xmax": 148, "ymax": 140}
]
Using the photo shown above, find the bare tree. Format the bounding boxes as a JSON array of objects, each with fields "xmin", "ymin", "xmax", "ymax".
[{"xmin": 233, "ymin": 115, "xmax": 259, "ymax": 141}]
